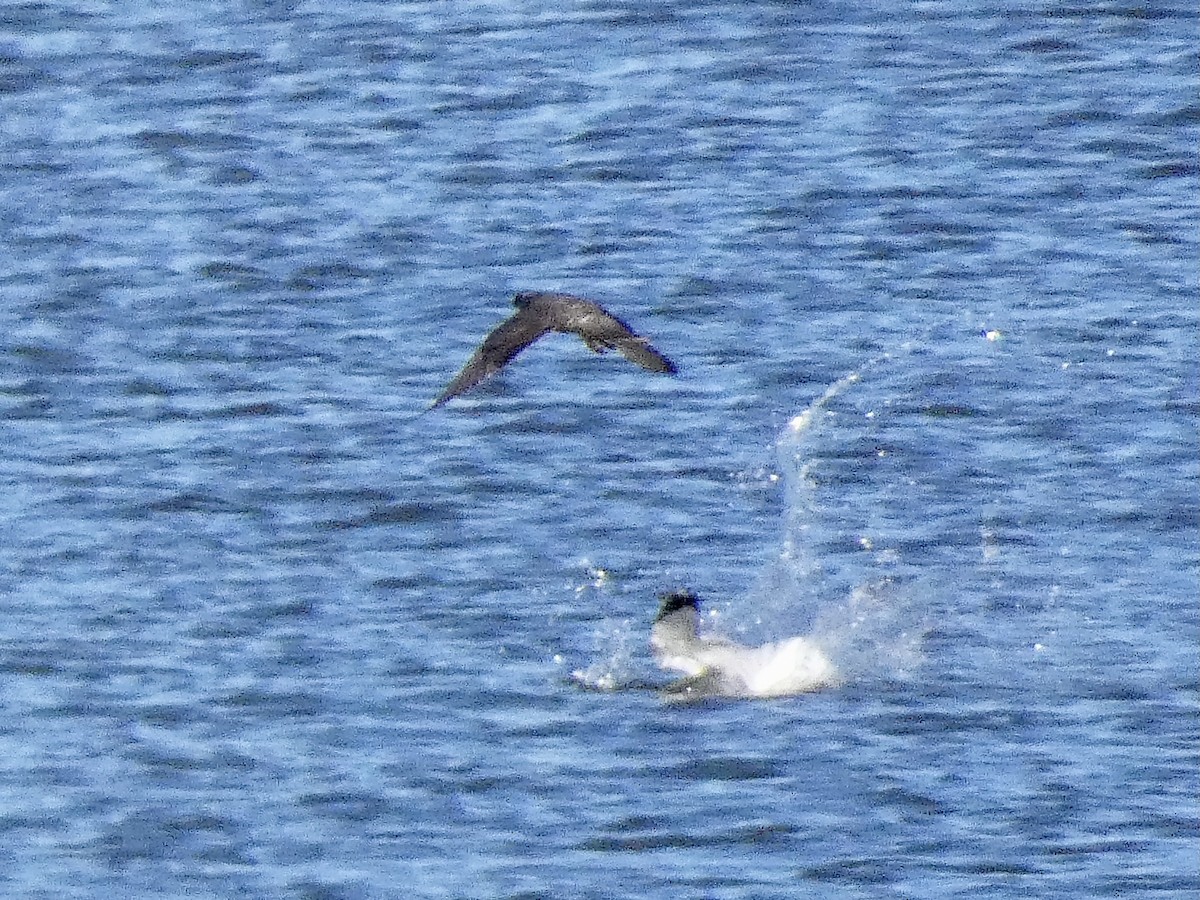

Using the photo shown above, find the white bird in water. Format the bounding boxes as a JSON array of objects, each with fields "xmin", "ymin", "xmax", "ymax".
[
  {"xmin": 431, "ymin": 291, "xmax": 677, "ymax": 409},
  {"xmin": 651, "ymin": 591, "xmax": 838, "ymax": 698}
]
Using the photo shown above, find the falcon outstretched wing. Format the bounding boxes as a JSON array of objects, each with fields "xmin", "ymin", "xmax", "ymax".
[
  {"xmin": 608, "ymin": 332, "xmax": 677, "ymax": 373},
  {"xmin": 430, "ymin": 306, "xmax": 550, "ymax": 409}
]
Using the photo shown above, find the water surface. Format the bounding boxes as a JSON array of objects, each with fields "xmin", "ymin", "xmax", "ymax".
[{"xmin": 0, "ymin": 1, "xmax": 1196, "ymax": 897}]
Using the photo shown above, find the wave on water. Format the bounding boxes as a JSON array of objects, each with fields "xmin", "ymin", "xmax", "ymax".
[{"xmin": 570, "ymin": 361, "xmax": 926, "ymax": 699}]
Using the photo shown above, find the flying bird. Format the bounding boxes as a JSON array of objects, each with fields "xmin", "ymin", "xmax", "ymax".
[{"xmin": 430, "ymin": 291, "xmax": 677, "ymax": 409}]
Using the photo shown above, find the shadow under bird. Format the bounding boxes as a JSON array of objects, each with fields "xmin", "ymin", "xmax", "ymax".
[{"xmin": 430, "ymin": 290, "xmax": 677, "ymax": 409}]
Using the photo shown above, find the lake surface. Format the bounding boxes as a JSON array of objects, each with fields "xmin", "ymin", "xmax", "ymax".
[{"xmin": 0, "ymin": 1, "xmax": 1196, "ymax": 897}]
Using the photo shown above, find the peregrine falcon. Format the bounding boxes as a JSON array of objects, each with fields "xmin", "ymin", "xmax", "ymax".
[{"xmin": 430, "ymin": 291, "xmax": 677, "ymax": 409}]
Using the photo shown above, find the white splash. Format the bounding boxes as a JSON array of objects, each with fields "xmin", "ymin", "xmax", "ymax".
[
  {"xmin": 650, "ymin": 592, "xmax": 838, "ymax": 699},
  {"xmin": 570, "ymin": 358, "xmax": 925, "ymax": 698},
  {"xmin": 754, "ymin": 356, "xmax": 926, "ymax": 687}
]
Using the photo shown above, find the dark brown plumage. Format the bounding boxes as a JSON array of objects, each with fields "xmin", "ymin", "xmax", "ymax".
[{"xmin": 430, "ymin": 291, "xmax": 677, "ymax": 409}]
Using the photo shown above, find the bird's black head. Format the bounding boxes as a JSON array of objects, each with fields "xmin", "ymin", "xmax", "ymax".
[
  {"xmin": 655, "ymin": 590, "xmax": 701, "ymax": 622},
  {"xmin": 512, "ymin": 290, "xmax": 539, "ymax": 308}
]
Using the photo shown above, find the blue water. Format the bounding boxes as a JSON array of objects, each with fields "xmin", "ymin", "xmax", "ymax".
[{"xmin": 1, "ymin": 1, "xmax": 1196, "ymax": 897}]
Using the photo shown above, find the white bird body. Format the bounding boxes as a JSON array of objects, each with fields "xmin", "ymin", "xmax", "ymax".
[{"xmin": 651, "ymin": 592, "xmax": 837, "ymax": 698}]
